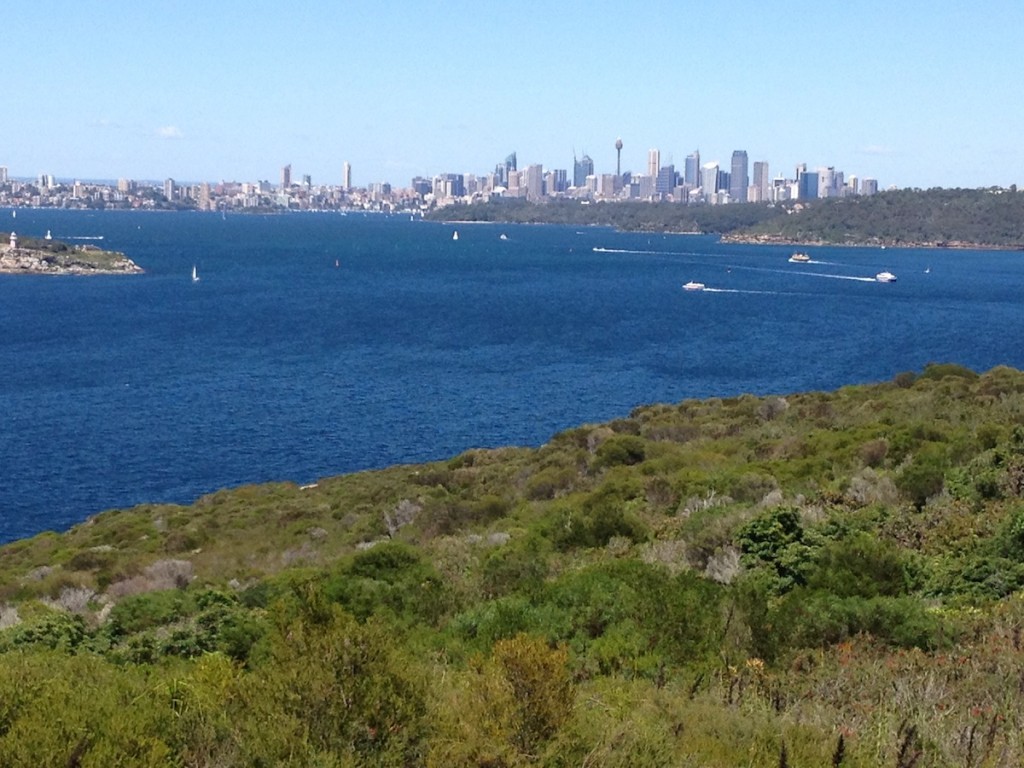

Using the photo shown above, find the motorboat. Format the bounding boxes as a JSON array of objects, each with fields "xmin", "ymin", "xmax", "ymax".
[
  {"xmin": 788, "ymin": 252, "xmax": 811, "ymax": 263},
  {"xmin": 682, "ymin": 281, "xmax": 705, "ymax": 292},
  {"xmin": 875, "ymin": 271, "xmax": 897, "ymax": 283}
]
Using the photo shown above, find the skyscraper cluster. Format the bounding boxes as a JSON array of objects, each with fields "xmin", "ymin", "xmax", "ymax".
[{"xmin": 424, "ymin": 141, "xmax": 876, "ymax": 206}]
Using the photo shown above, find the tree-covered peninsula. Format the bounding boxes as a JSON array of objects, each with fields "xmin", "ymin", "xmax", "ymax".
[
  {"xmin": 3, "ymin": 364, "xmax": 1024, "ymax": 764},
  {"xmin": 0, "ymin": 232, "xmax": 143, "ymax": 274},
  {"xmin": 429, "ymin": 187, "xmax": 1024, "ymax": 249}
]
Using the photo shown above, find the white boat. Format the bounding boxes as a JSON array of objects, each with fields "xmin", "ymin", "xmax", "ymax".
[
  {"xmin": 682, "ymin": 281, "xmax": 705, "ymax": 292},
  {"xmin": 452, "ymin": 230, "xmax": 459, "ymax": 241},
  {"xmin": 44, "ymin": 230, "xmax": 52, "ymax": 240},
  {"xmin": 788, "ymin": 252, "xmax": 811, "ymax": 263},
  {"xmin": 191, "ymin": 265, "xmax": 200, "ymax": 283},
  {"xmin": 875, "ymin": 271, "xmax": 897, "ymax": 283},
  {"xmin": 499, "ymin": 233, "xmax": 508, "ymax": 241}
]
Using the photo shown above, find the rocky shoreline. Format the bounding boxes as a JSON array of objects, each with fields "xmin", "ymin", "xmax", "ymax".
[
  {"xmin": 721, "ymin": 233, "xmax": 1021, "ymax": 250},
  {"xmin": 0, "ymin": 244, "xmax": 143, "ymax": 275}
]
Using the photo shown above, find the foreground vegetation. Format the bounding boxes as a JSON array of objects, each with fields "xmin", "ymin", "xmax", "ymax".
[
  {"xmin": 428, "ymin": 187, "xmax": 1024, "ymax": 248},
  {"xmin": 4, "ymin": 364, "xmax": 1024, "ymax": 765}
]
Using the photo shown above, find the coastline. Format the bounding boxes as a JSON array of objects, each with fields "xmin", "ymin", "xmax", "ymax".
[
  {"xmin": 0, "ymin": 244, "xmax": 143, "ymax": 275},
  {"xmin": 721, "ymin": 233, "xmax": 1024, "ymax": 251}
]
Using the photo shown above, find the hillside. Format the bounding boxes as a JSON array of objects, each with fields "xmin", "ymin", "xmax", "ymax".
[
  {"xmin": 429, "ymin": 187, "xmax": 1024, "ymax": 248},
  {"xmin": 730, "ymin": 187, "xmax": 1024, "ymax": 248},
  {"xmin": 2, "ymin": 364, "xmax": 1024, "ymax": 765}
]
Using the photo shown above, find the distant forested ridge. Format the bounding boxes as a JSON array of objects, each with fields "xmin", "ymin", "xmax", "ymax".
[
  {"xmin": 428, "ymin": 187, "xmax": 1024, "ymax": 248},
  {"xmin": 733, "ymin": 187, "xmax": 1024, "ymax": 248}
]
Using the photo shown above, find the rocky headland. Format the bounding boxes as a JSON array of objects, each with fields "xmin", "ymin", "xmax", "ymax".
[{"xmin": 0, "ymin": 233, "xmax": 142, "ymax": 275}]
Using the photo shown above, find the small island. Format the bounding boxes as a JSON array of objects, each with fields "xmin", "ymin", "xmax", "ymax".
[{"xmin": 0, "ymin": 231, "xmax": 143, "ymax": 275}]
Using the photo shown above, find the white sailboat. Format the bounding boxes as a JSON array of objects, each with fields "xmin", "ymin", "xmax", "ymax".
[
  {"xmin": 191, "ymin": 265, "xmax": 200, "ymax": 283},
  {"xmin": 452, "ymin": 230, "xmax": 459, "ymax": 241}
]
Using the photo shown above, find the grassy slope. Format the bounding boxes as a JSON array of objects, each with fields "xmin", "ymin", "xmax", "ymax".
[{"xmin": 3, "ymin": 363, "xmax": 1024, "ymax": 764}]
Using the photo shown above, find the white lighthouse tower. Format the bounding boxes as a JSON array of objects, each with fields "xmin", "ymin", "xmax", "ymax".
[{"xmin": 8, "ymin": 232, "xmax": 16, "ymax": 249}]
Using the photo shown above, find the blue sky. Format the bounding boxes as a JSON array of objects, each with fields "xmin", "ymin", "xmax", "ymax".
[{"xmin": 3, "ymin": 1, "xmax": 1022, "ymax": 189}]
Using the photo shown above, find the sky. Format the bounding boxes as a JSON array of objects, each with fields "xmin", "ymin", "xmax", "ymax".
[{"xmin": 3, "ymin": 1, "xmax": 1023, "ymax": 189}]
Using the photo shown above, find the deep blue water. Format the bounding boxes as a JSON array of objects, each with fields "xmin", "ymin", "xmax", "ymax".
[{"xmin": 1, "ymin": 208, "xmax": 1022, "ymax": 543}]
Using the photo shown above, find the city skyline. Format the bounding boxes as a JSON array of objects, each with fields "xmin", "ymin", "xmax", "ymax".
[{"xmin": 3, "ymin": 2, "xmax": 1023, "ymax": 189}]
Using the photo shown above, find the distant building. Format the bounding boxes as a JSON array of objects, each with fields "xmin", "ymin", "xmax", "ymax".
[
  {"xmin": 573, "ymin": 153, "xmax": 594, "ymax": 188},
  {"xmin": 280, "ymin": 164, "xmax": 291, "ymax": 190},
  {"xmin": 434, "ymin": 173, "xmax": 465, "ymax": 198},
  {"xmin": 656, "ymin": 165, "xmax": 676, "ymax": 197},
  {"xmin": 684, "ymin": 151, "xmax": 701, "ymax": 187},
  {"xmin": 729, "ymin": 151, "xmax": 748, "ymax": 204},
  {"xmin": 550, "ymin": 168, "xmax": 568, "ymax": 194},
  {"xmin": 798, "ymin": 172, "xmax": 819, "ymax": 200},
  {"xmin": 647, "ymin": 149, "xmax": 660, "ymax": 179},
  {"xmin": 524, "ymin": 164, "xmax": 544, "ymax": 201},
  {"xmin": 861, "ymin": 178, "xmax": 878, "ymax": 195},
  {"xmin": 701, "ymin": 162, "xmax": 719, "ymax": 200},
  {"xmin": 411, "ymin": 176, "xmax": 432, "ymax": 196},
  {"xmin": 164, "ymin": 178, "xmax": 176, "ymax": 201},
  {"xmin": 817, "ymin": 167, "xmax": 837, "ymax": 198},
  {"xmin": 752, "ymin": 161, "xmax": 769, "ymax": 203},
  {"xmin": 342, "ymin": 162, "xmax": 352, "ymax": 191},
  {"xmin": 0, "ymin": 166, "xmax": 8, "ymax": 184}
]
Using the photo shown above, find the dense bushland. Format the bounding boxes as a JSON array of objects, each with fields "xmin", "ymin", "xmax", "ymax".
[{"xmin": 3, "ymin": 363, "xmax": 1024, "ymax": 764}]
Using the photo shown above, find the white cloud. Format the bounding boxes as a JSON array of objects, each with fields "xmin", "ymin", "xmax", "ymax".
[{"xmin": 156, "ymin": 125, "xmax": 184, "ymax": 140}]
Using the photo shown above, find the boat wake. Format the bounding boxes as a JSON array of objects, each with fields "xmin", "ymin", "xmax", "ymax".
[
  {"xmin": 65, "ymin": 235, "xmax": 105, "ymax": 241},
  {"xmin": 593, "ymin": 246, "xmax": 706, "ymax": 257},
  {"xmin": 702, "ymin": 287, "xmax": 780, "ymax": 295},
  {"xmin": 815, "ymin": 273, "xmax": 878, "ymax": 283}
]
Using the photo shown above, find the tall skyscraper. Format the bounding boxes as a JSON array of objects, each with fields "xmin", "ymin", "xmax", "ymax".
[
  {"xmin": 342, "ymin": 162, "xmax": 352, "ymax": 191},
  {"xmin": 701, "ymin": 163, "xmax": 719, "ymax": 199},
  {"xmin": 798, "ymin": 172, "xmax": 819, "ymax": 200},
  {"xmin": 551, "ymin": 169, "xmax": 568, "ymax": 193},
  {"xmin": 752, "ymin": 161, "xmax": 769, "ymax": 203},
  {"xmin": 655, "ymin": 165, "xmax": 676, "ymax": 196},
  {"xmin": 861, "ymin": 178, "xmax": 878, "ymax": 195},
  {"xmin": 729, "ymin": 150, "xmax": 749, "ymax": 203},
  {"xmin": 164, "ymin": 178, "xmax": 176, "ymax": 201},
  {"xmin": 524, "ymin": 164, "xmax": 544, "ymax": 201},
  {"xmin": 281, "ymin": 164, "xmax": 291, "ymax": 189},
  {"xmin": 684, "ymin": 151, "xmax": 701, "ymax": 187},
  {"xmin": 0, "ymin": 166, "xmax": 7, "ymax": 184},
  {"xmin": 615, "ymin": 138, "xmax": 623, "ymax": 177},
  {"xmin": 573, "ymin": 153, "xmax": 594, "ymax": 188},
  {"xmin": 647, "ymin": 149, "xmax": 660, "ymax": 179}
]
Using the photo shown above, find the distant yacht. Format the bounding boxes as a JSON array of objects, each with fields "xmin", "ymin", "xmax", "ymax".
[
  {"xmin": 682, "ymin": 281, "xmax": 705, "ymax": 292},
  {"xmin": 875, "ymin": 271, "xmax": 897, "ymax": 283},
  {"xmin": 500, "ymin": 233, "xmax": 508, "ymax": 241},
  {"xmin": 925, "ymin": 266, "xmax": 931, "ymax": 274},
  {"xmin": 44, "ymin": 230, "xmax": 52, "ymax": 240},
  {"xmin": 788, "ymin": 252, "xmax": 811, "ymax": 263},
  {"xmin": 452, "ymin": 230, "xmax": 459, "ymax": 241},
  {"xmin": 191, "ymin": 265, "xmax": 200, "ymax": 283}
]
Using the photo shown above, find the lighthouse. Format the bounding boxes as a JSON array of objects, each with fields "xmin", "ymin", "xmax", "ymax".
[{"xmin": 8, "ymin": 232, "xmax": 16, "ymax": 249}]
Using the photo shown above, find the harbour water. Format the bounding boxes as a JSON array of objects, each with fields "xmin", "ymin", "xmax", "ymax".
[{"xmin": 2, "ymin": 208, "xmax": 1022, "ymax": 543}]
